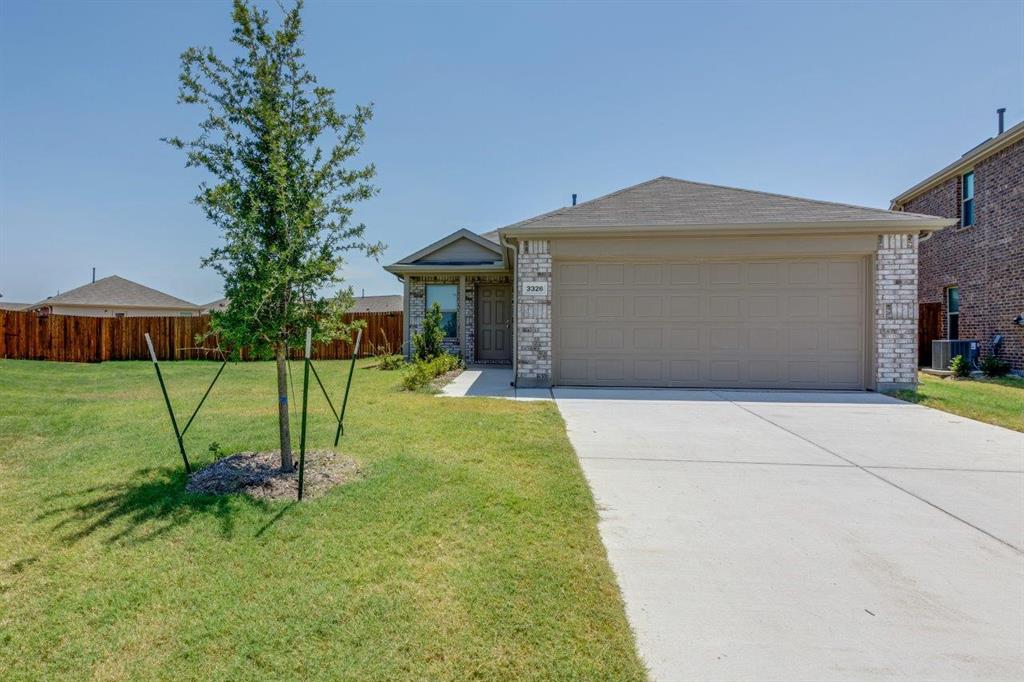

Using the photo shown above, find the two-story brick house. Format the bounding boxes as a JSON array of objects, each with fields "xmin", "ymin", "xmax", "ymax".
[{"xmin": 891, "ymin": 115, "xmax": 1024, "ymax": 373}]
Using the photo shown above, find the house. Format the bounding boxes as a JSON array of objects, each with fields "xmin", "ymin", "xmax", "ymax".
[
  {"xmin": 385, "ymin": 176, "xmax": 953, "ymax": 391},
  {"xmin": 350, "ymin": 294, "xmax": 402, "ymax": 314},
  {"xmin": 890, "ymin": 113, "xmax": 1024, "ymax": 372},
  {"xmin": 0, "ymin": 301, "xmax": 31, "ymax": 311},
  {"xmin": 201, "ymin": 297, "xmax": 228, "ymax": 314},
  {"xmin": 199, "ymin": 294, "xmax": 402, "ymax": 315},
  {"xmin": 30, "ymin": 275, "xmax": 200, "ymax": 317}
]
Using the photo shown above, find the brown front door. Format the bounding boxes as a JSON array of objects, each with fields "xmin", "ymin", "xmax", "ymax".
[{"xmin": 477, "ymin": 285, "xmax": 512, "ymax": 361}]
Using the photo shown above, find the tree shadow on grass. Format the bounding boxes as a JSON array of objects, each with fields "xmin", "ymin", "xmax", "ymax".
[{"xmin": 35, "ymin": 466, "xmax": 290, "ymax": 546}]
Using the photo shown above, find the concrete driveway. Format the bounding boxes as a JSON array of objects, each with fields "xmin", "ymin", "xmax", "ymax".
[{"xmin": 554, "ymin": 388, "xmax": 1024, "ymax": 681}]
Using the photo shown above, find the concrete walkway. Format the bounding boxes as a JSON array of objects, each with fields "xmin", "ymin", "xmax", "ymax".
[
  {"xmin": 554, "ymin": 388, "xmax": 1024, "ymax": 681},
  {"xmin": 438, "ymin": 366, "xmax": 551, "ymax": 400}
]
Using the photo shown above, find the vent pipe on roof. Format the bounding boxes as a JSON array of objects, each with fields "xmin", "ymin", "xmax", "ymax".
[
  {"xmin": 92, "ymin": 267, "xmax": 95, "ymax": 283},
  {"xmin": 998, "ymin": 107, "xmax": 1006, "ymax": 135},
  {"xmin": 571, "ymin": 193, "xmax": 577, "ymax": 206}
]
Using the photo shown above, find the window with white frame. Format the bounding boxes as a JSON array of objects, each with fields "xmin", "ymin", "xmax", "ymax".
[
  {"xmin": 946, "ymin": 286, "xmax": 960, "ymax": 340},
  {"xmin": 961, "ymin": 171, "xmax": 975, "ymax": 227},
  {"xmin": 426, "ymin": 284, "xmax": 458, "ymax": 338}
]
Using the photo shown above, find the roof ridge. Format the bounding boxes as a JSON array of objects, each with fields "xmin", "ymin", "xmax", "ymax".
[
  {"xmin": 497, "ymin": 176, "xmax": 671, "ymax": 232},
  {"xmin": 657, "ymin": 176, "xmax": 929, "ymax": 219}
]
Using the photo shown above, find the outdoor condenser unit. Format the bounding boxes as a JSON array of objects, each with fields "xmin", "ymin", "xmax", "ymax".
[{"xmin": 931, "ymin": 339, "xmax": 979, "ymax": 371}]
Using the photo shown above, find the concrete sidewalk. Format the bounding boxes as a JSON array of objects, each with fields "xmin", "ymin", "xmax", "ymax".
[
  {"xmin": 438, "ymin": 366, "xmax": 551, "ymax": 400},
  {"xmin": 554, "ymin": 388, "xmax": 1024, "ymax": 681}
]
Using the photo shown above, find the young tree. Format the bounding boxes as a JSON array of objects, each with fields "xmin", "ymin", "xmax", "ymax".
[{"xmin": 166, "ymin": 0, "xmax": 381, "ymax": 471}]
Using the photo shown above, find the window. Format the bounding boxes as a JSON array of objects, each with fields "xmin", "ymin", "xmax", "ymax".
[
  {"xmin": 946, "ymin": 286, "xmax": 960, "ymax": 340},
  {"xmin": 961, "ymin": 171, "xmax": 975, "ymax": 227},
  {"xmin": 426, "ymin": 284, "xmax": 458, "ymax": 337}
]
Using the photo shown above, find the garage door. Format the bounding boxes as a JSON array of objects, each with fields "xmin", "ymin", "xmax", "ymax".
[{"xmin": 553, "ymin": 258, "xmax": 867, "ymax": 389}]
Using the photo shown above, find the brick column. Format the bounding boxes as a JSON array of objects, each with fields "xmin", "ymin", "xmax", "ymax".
[
  {"xmin": 875, "ymin": 234, "xmax": 919, "ymax": 391},
  {"xmin": 516, "ymin": 239, "xmax": 552, "ymax": 387}
]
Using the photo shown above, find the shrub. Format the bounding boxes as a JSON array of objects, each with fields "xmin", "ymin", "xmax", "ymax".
[
  {"xmin": 948, "ymin": 354, "xmax": 971, "ymax": 378},
  {"xmin": 402, "ymin": 353, "xmax": 463, "ymax": 391},
  {"xmin": 412, "ymin": 302, "xmax": 445, "ymax": 361},
  {"xmin": 979, "ymin": 355, "xmax": 1011, "ymax": 378},
  {"xmin": 376, "ymin": 354, "xmax": 405, "ymax": 371}
]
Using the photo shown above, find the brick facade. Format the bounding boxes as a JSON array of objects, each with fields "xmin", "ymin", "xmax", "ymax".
[
  {"xmin": 875, "ymin": 234, "xmax": 919, "ymax": 389},
  {"xmin": 406, "ymin": 274, "xmax": 512, "ymax": 362},
  {"xmin": 898, "ymin": 137, "xmax": 1024, "ymax": 371},
  {"xmin": 514, "ymin": 240, "xmax": 552, "ymax": 387}
]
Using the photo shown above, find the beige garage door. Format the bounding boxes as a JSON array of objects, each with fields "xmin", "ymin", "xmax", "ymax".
[{"xmin": 553, "ymin": 258, "xmax": 867, "ymax": 389}]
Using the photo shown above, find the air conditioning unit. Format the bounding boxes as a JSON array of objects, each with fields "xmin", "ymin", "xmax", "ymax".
[{"xmin": 931, "ymin": 339, "xmax": 979, "ymax": 371}]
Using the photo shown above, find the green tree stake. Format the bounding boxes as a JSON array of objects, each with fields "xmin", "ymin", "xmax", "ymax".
[
  {"xmin": 145, "ymin": 333, "xmax": 192, "ymax": 474},
  {"xmin": 334, "ymin": 328, "xmax": 362, "ymax": 446},
  {"xmin": 297, "ymin": 328, "xmax": 312, "ymax": 501}
]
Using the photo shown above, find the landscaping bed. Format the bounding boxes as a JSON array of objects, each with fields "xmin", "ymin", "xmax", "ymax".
[{"xmin": 185, "ymin": 450, "xmax": 360, "ymax": 500}]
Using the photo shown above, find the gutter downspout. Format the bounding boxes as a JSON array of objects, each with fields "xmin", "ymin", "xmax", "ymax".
[{"xmin": 502, "ymin": 235, "xmax": 519, "ymax": 388}]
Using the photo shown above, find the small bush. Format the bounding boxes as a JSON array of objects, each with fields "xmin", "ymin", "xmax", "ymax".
[
  {"xmin": 948, "ymin": 354, "xmax": 971, "ymax": 378},
  {"xmin": 402, "ymin": 353, "xmax": 463, "ymax": 391},
  {"xmin": 980, "ymin": 355, "xmax": 1011, "ymax": 378},
  {"xmin": 376, "ymin": 354, "xmax": 405, "ymax": 371},
  {"xmin": 412, "ymin": 303, "xmax": 446, "ymax": 361}
]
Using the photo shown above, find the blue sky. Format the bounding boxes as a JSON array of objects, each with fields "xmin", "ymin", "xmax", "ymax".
[{"xmin": 1, "ymin": 0, "xmax": 1021, "ymax": 304}]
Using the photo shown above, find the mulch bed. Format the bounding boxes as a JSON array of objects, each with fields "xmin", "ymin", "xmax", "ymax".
[
  {"xmin": 430, "ymin": 367, "xmax": 463, "ymax": 390},
  {"xmin": 186, "ymin": 449, "xmax": 360, "ymax": 501}
]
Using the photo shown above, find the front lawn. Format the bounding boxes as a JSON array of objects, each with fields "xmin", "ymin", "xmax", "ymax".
[
  {"xmin": 0, "ymin": 359, "xmax": 645, "ymax": 680},
  {"xmin": 890, "ymin": 371, "xmax": 1024, "ymax": 432}
]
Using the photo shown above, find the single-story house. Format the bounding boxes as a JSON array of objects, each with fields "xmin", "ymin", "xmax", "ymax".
[
  {"xmin": 30, "ymin": 275, "xmax": 200, "ymax": 317},
  {"xmin": 350, "ymin": 294, "xmax": 402, "ymax": 314},
  {"xmin": 385, "ymin": 177, "xmax": 954, "ymax": 391}
]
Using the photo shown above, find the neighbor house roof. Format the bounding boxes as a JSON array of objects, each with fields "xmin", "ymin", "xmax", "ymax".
[
  {"xmin": 201, "ymin": 295, "xmax": 401, "ymax": 314},
  {"xmin": 351, "ymin": 295, "xmax": 402, "ymax": 314},
  {"xmin": 202, "ymin": 298, "xmax": 229, "ymax": 313},
  {"xmin": 498, "ymin": 176, "xmax": 952, "ymax": 236},
  {"xmin": 890, "ymin": 119, "xmax": 1024, "ymax": 208},
  {"xmin": 0, "ymin": 301, "xmax": 31, "ymax": 311},
  {"xmin": 32, "ymin": 275, "xmax": 198, "ymax": 310}
]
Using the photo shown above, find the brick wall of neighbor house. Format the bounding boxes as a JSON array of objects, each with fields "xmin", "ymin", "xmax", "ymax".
[
  {"xmin": 875, "ymin": 234, "xmax": 919, "ymax": 389},
  {"xmin": 900, "ymin": 137, "xmax": 1024, "ymax": 371},
  {"xmin": 515, "ymin": 240, "xmax": 552, "ymax": 386},
  {"xmin": 406, "ymin": 274, "xmax": 511, "ymax": 361}
]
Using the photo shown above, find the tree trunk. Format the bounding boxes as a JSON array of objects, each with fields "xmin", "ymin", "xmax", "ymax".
[{"xmin": 275, "ymin": 343, "xmax": 294, "ymax": 472}]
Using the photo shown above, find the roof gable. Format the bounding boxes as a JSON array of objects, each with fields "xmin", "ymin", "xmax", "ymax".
[
  {"xmin": 392, "ymin": 228, "xmax": 503, "ymax": 266},
  {"xmin": 34, "ymin": 276, "xmax": 198, "ymax": 309},
  {"xmin": 500, "ymin": 176, "xmax": 948, "ymax": 234}
]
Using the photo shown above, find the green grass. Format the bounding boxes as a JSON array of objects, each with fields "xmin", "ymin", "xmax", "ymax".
[
  {"xmin": 891, "ymin": 371, "xmax": 1024, "ymax": 432},
  {"xmin": 0, "ymin": 359, "xmax": 645, "ymax": 681}
]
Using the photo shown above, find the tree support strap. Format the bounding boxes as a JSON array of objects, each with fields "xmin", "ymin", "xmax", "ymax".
[
  {"xmin": 145, "ymin": 333, "xmax": 192, "ymax": 475},
  {"xmin": 334, "ymin": 328, "xmax": 362, "ymax": 447},
  {"xmin": 145, "ymin": 333, "xmax": 229, "ymax": 476}
]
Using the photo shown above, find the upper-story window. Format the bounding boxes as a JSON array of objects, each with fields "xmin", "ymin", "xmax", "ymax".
[{"xmin": 960, "ymin": 171, "xmax": 975, "ymax": 227}]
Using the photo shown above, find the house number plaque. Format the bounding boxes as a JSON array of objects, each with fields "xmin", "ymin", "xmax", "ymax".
[{"xmin": 521, "ymin": 281, "xmax": 549, "ymax": 297}]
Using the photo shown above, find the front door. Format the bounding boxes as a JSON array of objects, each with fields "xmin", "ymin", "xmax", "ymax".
[{"xmin": 476, "ymin": 285, "xmax": 512, "ymax": 362}]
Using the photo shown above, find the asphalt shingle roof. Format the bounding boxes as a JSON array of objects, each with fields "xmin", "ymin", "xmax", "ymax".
[
  {"xmin": 350, "ymin": 295, "xmax": 402, "ymax": 314},
  {"xmin": 35, "ymin": 276, "xmax": 198, "ymax": 309},
  {"xmin": 499, "ymin": 176, "xmax": 944, "ymax": 232}
]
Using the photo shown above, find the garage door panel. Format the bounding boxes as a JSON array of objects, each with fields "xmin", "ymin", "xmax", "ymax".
[{"xmin": 554, "ymin": 258, "xmax": 865, "ymax": 389}]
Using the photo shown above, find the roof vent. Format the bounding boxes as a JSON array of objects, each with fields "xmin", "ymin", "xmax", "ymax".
[
  {"xmin": 571, "ymin": 193, "xmax": 577, "ymax": 206},
  {"xmin": 998, "ymin": 107, "xmax": 1006, "ymax": 135}
]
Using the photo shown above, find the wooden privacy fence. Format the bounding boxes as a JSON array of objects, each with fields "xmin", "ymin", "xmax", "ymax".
[{"xmin": 0, "ymin": 309, "xmax": 403, "ymax": 362}]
